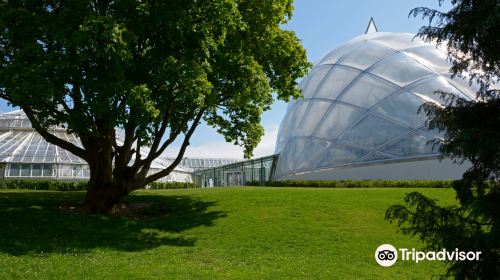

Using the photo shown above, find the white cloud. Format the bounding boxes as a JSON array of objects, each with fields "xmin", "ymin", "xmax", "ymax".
[
  {"xmin": 165, "ymin": 123, "xmax": 280, "ymax": 159},
  {"xmin": 252, "ymin": 123, "xmax": 279, "ymax": 158}
]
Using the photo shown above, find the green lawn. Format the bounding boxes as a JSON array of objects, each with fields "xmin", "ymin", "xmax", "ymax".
[{"xmin": 0, "ymin": 187, "xmax": 456, "ymax": 279}]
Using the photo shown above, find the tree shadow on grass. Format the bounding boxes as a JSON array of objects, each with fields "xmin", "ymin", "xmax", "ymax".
[{"xmin": 0, "ymin": 191, "xmax": 226, "ymax": 256}]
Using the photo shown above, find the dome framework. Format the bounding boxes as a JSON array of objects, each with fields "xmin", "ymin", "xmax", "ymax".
[{"xmin": 275, "ymin": 32, "xmax": 477, "ymax": 179}]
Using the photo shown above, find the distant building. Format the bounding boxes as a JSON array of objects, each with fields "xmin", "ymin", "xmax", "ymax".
[
  {"xmin": 0, "ymin": 110, "xmax": 196, "ymax": 182},
  {"xmin": 164, "ymin": 157, "xmax": 241, "ymax": 172}
]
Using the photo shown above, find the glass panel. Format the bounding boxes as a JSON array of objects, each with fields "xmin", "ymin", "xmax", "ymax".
[
  {"xmin": 406, "ymin": 75, "xmax": 465, "ymax": 104},
  {"xmin": 403, "ymin": 45, "xmax": 451, "ymax": 74},
  {"xmin": 340, "ymin": 114, "xmax": 411, "ymax": 148},
  {"xmin": 61, "ymin": 165, "xmax": 72, "ymax": 177},
  {"xmin": 73, "ymin": 166, "xmax": 82, "ymax": 177},
  {"xmin": 372, "ymin": 91, "xmax": 427, "ymax": 128},
  {"xmin": 315, "ymin": 103, "xmax": 365, "ymax": 140},
  {"xmin": 244, "ymin": 162, "xmax": 253, "ymax": 184},
  {"xmin": 43, "ymin": 164, "xmax": 53, "ymax": 177},
  {"xmin": 317, "ymin": 144, "xmax": 368, "ymax": 168},
  {"xmin": 301, "ymin": 65, "xmax": 332, "ymax": 98},
  {"xmin": 382, "ymin": 132, "xmax": 439, "ymax": 157},
  {"xmin": 319, "ymin": 41, "xmax": 363, "ymax": 65},
  {"xmin": 358, "ymin": 152, "xmax": 395, "ymax": 163},
  {"xmin": 69, "ymin": 153, "xmax": 83, "ymax": 164},
  {"xmin": 9, "ymin": 164, "xmax": 20, "ymax": 177},
  {"xmin": 338, "ymin": 41, "xmax": 396, "ymax": 70},
  {"xmin": 370, "ymin": 33, "xmax": 425, "ymax": 51},
  {"xmin": 286, "ymin": 101, "xmax": 311, "ymax": 137},
  {"xmin": 298, "ymin": 100, "xmax": 332, "ymax": 136},
  {"xmin": 339, "ymin": 74, "xmax": 400, "ymax": 109},
  {"xmin": 21, "ymin": 120, "xmax": 31, "ymax": 128},
  {"xmin": 0, "ymin": 132, "xmax": 27, "ymax": 155},
  {"xmin": 56, "ymin": 147, "xmax": 71, "ymax": 163},
  {"xmin": 369, "ymin": 52, "xmax": 435, "ymax": 86},
  {"xmin": 314, "ymin": 66, "xmax": 360, "ymax": 100},
  {"xmin": 295, "ymin": 139, "xmax": 330, "ymax": 172},
  {"xmin": 20, "ymin": 164, "xmax": 31, "ymax": 176},
  {"xmin": 443, "ymin": 74, "xmax": 479, "ymax": 100},
  {"xmin": 276, "ymin": 111, "xmax": 293, "ymax": 144},
  {"xmin": 286, "ymin": 139, "xmax": 307, "ymax": 173},
  {"xmin": 297, "ymin": 75, "xmax": 310, "ymax": 90},
  {"xmin": 275, "ymin": 139, "xmax": 286, "ymax": 154},
  {"xmin": 275, "ymin": 140, "xmax": 305, "ymax": 177},
  {"xmin": 83, "ymin": 166, "xmax": 90, "ymax": 178},
  {"xmin": 45, "ymin": 146, "xmax": 56, "ymax": 163},
  {"xmin": 32, "ymin": 164, "xmax": 42, "ymax": 176}
]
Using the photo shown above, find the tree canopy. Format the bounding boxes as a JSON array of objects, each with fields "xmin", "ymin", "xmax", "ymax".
[{"xmin": 0, "ymin": 0, "xmax": 310, "ymax": 212}]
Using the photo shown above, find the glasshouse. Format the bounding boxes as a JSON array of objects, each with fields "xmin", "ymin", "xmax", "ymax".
[
  {"xmin": 0, "ymin": 21, "xmax": 480, "ymax": 185},
  {"xmin": 273, "ymin": 25, "xmax": 476, "ymax": 180},
  {"xmin": 168, "ymin": 157, "xmax": 241, "ymax": 171},
  {"xmin": 0, "ymin": 110, "xmax": 193, "ymax": 182},
  {"xmin": 193, "ymin": 155, "xmax": 277, "ymax": 187}
]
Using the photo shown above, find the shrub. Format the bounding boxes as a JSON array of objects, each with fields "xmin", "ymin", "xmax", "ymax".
[
  {"xmin": 267, "ymin": 180, "xmax": 453, "ymax": 188},
  {"xmin": 0, "ymin": 180, "xmax": 199, "ymax": 191},
  {"xmin": 0, "ymin": 180, "xmax": 87, "ymax": 191},
  {"xmin": 147, "ymin": 181, "xmax": 198, "ymax": 189}
]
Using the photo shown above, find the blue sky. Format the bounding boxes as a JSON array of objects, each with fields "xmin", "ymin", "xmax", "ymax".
[{"xmin": 0, "ymin": 0, "xmax": 451, "ymax": 159}]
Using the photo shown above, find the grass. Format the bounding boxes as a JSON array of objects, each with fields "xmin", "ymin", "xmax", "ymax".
[{"xmin": 0, "ymin": 187, "xmax": 457, "ymax": 279}]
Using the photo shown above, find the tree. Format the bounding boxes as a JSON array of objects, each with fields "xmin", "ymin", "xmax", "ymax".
[
  {"xmin": 0, "ymin": 0, "xmax": 310, "ymax": 213},
  {"xmin": 386, "ymin": 0, "xmax": 500, "ymax": 278}
]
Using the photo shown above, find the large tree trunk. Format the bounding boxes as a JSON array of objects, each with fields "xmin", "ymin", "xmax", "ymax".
[
  {"xmin": 83, "ymin": 133, "xmax": 129, "ymax": 213},
  {"xmin": 83, "ymin": 165, "xmax": 129, "ymax": 213}
]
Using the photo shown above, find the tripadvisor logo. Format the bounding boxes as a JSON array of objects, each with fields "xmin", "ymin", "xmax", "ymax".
[
  {"xmin": 375, "ymin": 244, "xmax": 482, "ymax": 267},
  {"xmin": 375, "ymin": 244, "xmax": 398, "ymax": 267}
]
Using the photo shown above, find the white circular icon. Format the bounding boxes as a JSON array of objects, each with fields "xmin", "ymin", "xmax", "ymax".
[{"xmin": 375, "ymin": 244, "xmax": 398, "ymax": 267}]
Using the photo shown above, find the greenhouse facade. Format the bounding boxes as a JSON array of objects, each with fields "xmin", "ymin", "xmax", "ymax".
[
  {"xmin": 273, "ymin": 27, "xmax": 475, "ymax": 180},
  {"xmin": 0, "ymin": 110, "xmax": 193, "ymax": 182}
]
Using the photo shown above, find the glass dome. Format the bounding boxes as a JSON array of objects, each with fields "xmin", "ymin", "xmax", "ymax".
[
  {"xmin": 275, "ymin": 32, "xmax": 477, "ymax": 179},
  {"xmin": 0, "ymin": 110, "xmax": 192, "ymax": 182}
]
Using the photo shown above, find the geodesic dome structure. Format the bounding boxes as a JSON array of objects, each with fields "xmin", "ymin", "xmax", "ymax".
[
  {"xmin": 275, "ymin": 32, "xmax": 477, "ymax": 179},
  {"xmin": 0, "ymin": 110, "xmax": 192, "ymax": 182}
]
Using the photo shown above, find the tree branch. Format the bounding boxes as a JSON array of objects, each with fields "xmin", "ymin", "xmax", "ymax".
[
  {"xmin": 23, "ymin": 108, "xmax": 88, "ymax": 161},
  {"xmin": 146, "ymin": 98, "xmax": 175, "ymax": 157},
  {"xmin": 132, "ymin": 106, "xmax": 195, "ymax": 171},
  {"xmin": 131, "ymin": 109, "xmax": 204, "ymax": 189}
]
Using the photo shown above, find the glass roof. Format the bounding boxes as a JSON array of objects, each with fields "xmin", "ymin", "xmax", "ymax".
[{"xmin": 275, "ymin": 32, "xmax": 478, "ymax": 179}]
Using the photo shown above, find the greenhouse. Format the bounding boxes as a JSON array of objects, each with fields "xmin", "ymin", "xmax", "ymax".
[
  {"xmin": 193, "ymin": 155, "xmax": 278, "ymax": 187},
  {"xmin": 274, "ymin": 26, "xmax": 476, "ymax": 180},
  {"xmin": 0, "ymin": 110, "xmax": 193, "ymax": 182},
  {"xmin": 166, "ymin": 157, "xmax": 241, "ymax": 171},
  {"xmin": 0, "ymin": 20, "xmax": 481, "ymax": 184}
]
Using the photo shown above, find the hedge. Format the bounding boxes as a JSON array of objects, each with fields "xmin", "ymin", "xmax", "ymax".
[
  {"xmin": 0, "ymin": 180, "xmax": 87, "ymax": 191},
  {"xmin": 147, "ymin": 181, "xmax": 198, "ymax": 189},
  {"xmin": 0, "ymin": 180, "xmax": 199, "ymax": 191},
  {"xmin": 266, "ymin": 180, "xmax": 454, "ymax": 188}
]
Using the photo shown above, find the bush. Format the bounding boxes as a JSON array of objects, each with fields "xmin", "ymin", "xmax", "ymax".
[
  {"xmin": 0, "ymin": 180, "xmax": 199, "ymax": 191},
  {"xmin": 0, "ymin": 179, "xmax": 87, "ymax": 191},
  {"xmin": 147, "ymin": 181, "xmax": 198, "ymax": 189},
  {"xmin": 267, "ymin": 180, "xmax": 453, "ymax": 188}
]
